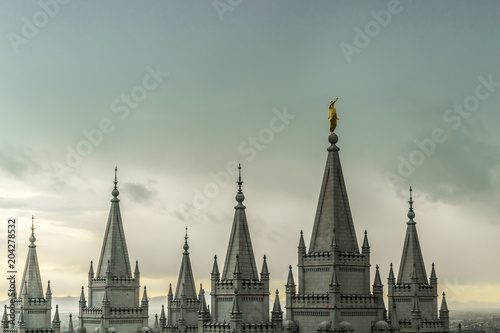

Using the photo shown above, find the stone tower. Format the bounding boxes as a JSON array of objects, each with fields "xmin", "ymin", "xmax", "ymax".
[
  {"xmin": 387, "ymin": 188, "xmax": 450, "ymax": 333},
  {"xmin": 205, "ymin": 165, "xmax": 282, "ymax": 333},
  {"xmin": 76, "ymin": 168, "xmax": 149, "ymax": 333},
  {"xmin": 163, "ymin": 229, "xmax": 201, "ymax": 333},
  {"xmin": 285, "ymin": 133, "xmax": 387, "ymax": 333},
  {"xmin": 1, "ymin": 217, "xmax": 60, "ymax": 333}
]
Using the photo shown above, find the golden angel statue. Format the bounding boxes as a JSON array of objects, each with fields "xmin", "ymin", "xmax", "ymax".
[{"xmin": 329, "ymin": 97, "xmax": 339, "ymax": 134}]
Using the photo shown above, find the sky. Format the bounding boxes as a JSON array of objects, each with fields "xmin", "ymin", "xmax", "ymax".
[{"xmin": 0, "ymin": 1, "xmax": 500, "ymax": 312}]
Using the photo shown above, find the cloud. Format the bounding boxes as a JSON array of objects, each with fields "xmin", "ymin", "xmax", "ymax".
[
  {"xmin": 122, "ymin": 182, "xmax": 158, "ymax": 204},
  {"xmin": 0, "ymin": 144, "xmax": 41, "ymax": 178}
]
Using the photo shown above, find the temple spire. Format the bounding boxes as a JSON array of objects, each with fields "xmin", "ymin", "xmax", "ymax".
[
  {"xmin": 286, "ymin": 265, "xmax": 296, "ymax": 291},
  {"xmin": 68, "ymin": 314, "xmax": 74, "ymax": 333},
  {"xmin": 309, "ymin": 133, "xmax": 359, "ymax": 253},
  {"xmin": 221, "ymin": 165, "xmax": 259, "ymax": 280},
  {"xmin": 397, "ymin": 187, "xmax": 428, "ymax": 284},
  {"xmin": 440, "ymin": 292, "xmax": 449, "ymax": 313},
  {"xmin": 174, "ymin": 228, "xmax": 197, "ymax": 299},
  {"xmin": 96, "ymin": 167, "xmax": 132, "ymax": 277},
  {"xmin": 362, "ymin": 230, "xmax": 370, "ymax": 253},
  {"xmin": 18, "ymin": 216, "xmax": 44, "ymax": 298},
  {"xmin": 260, "ymin": 255, "xmax": 269, "ymax": 279},
  {"xmin": 272, "ymin": 289, "xmax": 282, "ymax": 317}
]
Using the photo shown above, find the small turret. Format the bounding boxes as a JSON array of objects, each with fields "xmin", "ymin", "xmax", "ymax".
[
  {"xmin": 141, "ymin": 286, "xmax": 149, "ymax": 307},
  {"xmin": 79, "ymin": 286, "xmax": 86, "ymax": 308},
  {"xmin": 285, "ymin": 265, "xmax": 295, "ymax": 321},
  {"xmin": 298, "ymin": 230, "xmax": 306, "ymax": 254},
  {"xmin": 17, "ymin": 306, "xmax": 25, "ymax": 333},
  {"xmin": 159, "ymin": 305, "xmax": 166, "ymax": 329},
  {"xmin": 439, "ymin": 292, "xmax": 449, "ymax": 315},
  {"xmin": 362, "ymin": 230, "xmax": 370, "ymax": 254},
  {"xmin": 233, "ymin": 254, "xmax": 242, "ymax": 279},
  {"xmin": 153, "ymin": 314, "xmax": 159, "ymax": 333},
  {"xmin": 167, "ymin": 283, "xmax": 173, "ymax": 302},
  {"xmin": 1, "ymin": 306, "xmax": 8, "ymax": 330},
  {"xmin": 68, "ymin": 314, "xmax": 74, "ymax": 333},
  {"xmin": 260, "ymin": 255, "xmax": 270, "ymax": 280},
  {"xmin": 272, "ymin": 289, "xmax": 283, "ymax": 333},
  {"xmin": 88, "ymin": 261, "xmax": 94, "ymax": 278},
  {"xmin": 430, "ymin": 263, "xmax": 437, "ymax": 285},
  {"xmin": 211, "ymin": 255, "xmax": 220, "ymax": 280},
  {"xmin": 46, "ymin": 280, "xmax": 52, "ymax": 299},
  {"xmin": 272, "ymin": 289, "xmax": 283, "ymax": 319},
  {"xmin": 52, "ymin": 305, "xmax": 60, "ymax": 333},
  {"xmin": 286, "ymin": 265, "xmax": 296, "ymax": 292},
  {"xmin": 102, "ymin": 288, "xmax": 110, "ymax": 317},
  {"xmin": 373, "ymin": 265, "xmax": 383, "ymax": 293},
  {"xmin": 134, "ymin": 260, "xmax": 140, "ymax": 279},
  {"xmin": 198, "ymin": 284, "xmax": 211, "ymax": 331},
  {"xmin": 329, "ymin": 267, "xmax": 340, "ymax": 292},
  {"xmin": 388, "ymin": 263, "xmax": 395, "ymax": 284}
]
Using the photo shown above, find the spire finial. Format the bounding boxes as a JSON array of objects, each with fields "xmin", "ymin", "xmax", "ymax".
[
  {"xmin": 407, "ymin": 186, "xmax": 415, "ymax": 221},
  {"xmin": 183, "ymin": 226, "xmax": 189, "ymax": 253},
  {"xmin": 235, "ymin": 163, "xmax": 245, "ymax": 204},
  {"xmin": 111, "ymin": 167, "xmax": 120, "ymax": 200},
  {"xmin": 29, "ymin": 215, "xmax": 36, "ymax": 245},
  {"xmin": 237, "ymin": 163, "xmax": 242, "ymax": 192}
]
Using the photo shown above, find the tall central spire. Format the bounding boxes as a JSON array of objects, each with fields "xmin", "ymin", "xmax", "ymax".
[
  {"xmin": 309, "ymin": 134, "xmax": 359, "ymax": 253},
  {"xmin": 96, "ymin": 167, "xmax": 132, "ymax": 277},
  {"xmin": 18, "ymin": 216, "xmax": 44, "ymax": 298},
  {"xmin": 174, "ymin": 227, "xmax": 197, "ymax": 299},
  {"xmin": 221, "ymin": 164, "xmax": 259, "ymax": 280},
  {"xmin": 397, "ymin": 187, "xmax": 428, "ymax": 284}
]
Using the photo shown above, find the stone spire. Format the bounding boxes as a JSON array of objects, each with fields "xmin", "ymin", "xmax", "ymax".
[
  {"xmin": 271, "ymin": 289, "xmax": 282, "ymax": 318},
  {"xmin": 373, "ymin": 265, "xmax": 383, "ymax": 291},
  {"xmin": 309, "ymin": 134, "xmax": 359, "ymax": 253},
  {"xmin": 221, "ymin": 164, "xmax": 259, "ymax": 280},
  {"xmin": 198, "ymin": 284, "xmax": 209, "ymax": 316},
  {"xmin": 298, "ymin": 230, "xmax": 306, "ymax": 252},
  {"xmin": 388, "ymin": 263, "xmax": 395, "ymax": 282},
  {"xmin": 153, "ymin": 314, "xmax": 159, "ymax": 333},
  {"xmin": 397, "ymin": 187, "xmax": 428, "ymax": 284},
  {"xmin": 174, "ymin": 227, "xmax": 197, "ymax": 299},
  {"xmin": 96, "ymin": 167, "xmax": 132, "ymax": 277},
  {"xmin": 286, "ymin": 265, "xmax": 296, "ymax": 291},
  {"xmin": 440, "ymin": 292, "xmax": 449, "ymax": 313},
  {"xmin": 68, "ymin": 314, "xmax": 74, "ymax": 333},
  {"xmin": 159, "ymin": 305, "xmax": 166, "ymax": 328},
  {"xmin": 211, "ymin": 255, "xmax": 220, "ymax": 277},
  {"xmin": 260, "ymin": 255, "xmax": 270, "ymax": 279},
  {"xmin": 18, "ymin": 215, "xmax": 44, "ymax": 298},
  {"xmin": 362, "ymin": 230, "xmax": 370, "ymax": 253},
  {"xmin": 230, "ymin": 290, "xmax": 241, "ymax": 316}
]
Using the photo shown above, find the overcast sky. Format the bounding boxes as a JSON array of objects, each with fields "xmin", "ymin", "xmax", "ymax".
[{"xmin": 0, "ymin": 1, "xmax": 499, "ymax": 312}]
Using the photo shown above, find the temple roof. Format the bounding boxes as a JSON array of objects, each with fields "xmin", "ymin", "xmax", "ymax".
[
  {"xmin": 96, "ymin": 168, "xmax": 132, "ymax": 277},
  {"xmin": 18, "ymin": 216, "xmax": 44, "ymax": 298},
  {"xmin": 309, "ymin": 134, "xmax": 359, "ymax": 253},
  {"xmin": 174, "ymin": 228, "xmax": 197, "ymax": 299},
  {"xmin": 397, "ymin": 187, "xmax": 428, "ymax": 284},
  {"xmin": 221, "ymin": 165, "xmax": 259, "ymax": 281}
]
